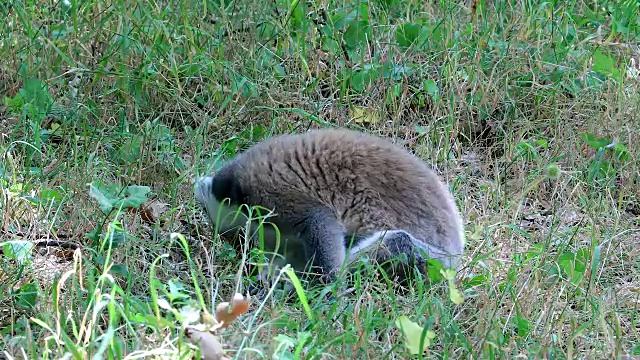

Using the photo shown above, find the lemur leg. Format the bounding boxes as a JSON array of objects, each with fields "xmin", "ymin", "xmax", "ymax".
[
  {"xmin": 249, "ymin": 206, "xmax": 347, "ymax": 292},
  {"xmin": 293, "ymin": 207, "xmax": 347, "ymax": 284}
]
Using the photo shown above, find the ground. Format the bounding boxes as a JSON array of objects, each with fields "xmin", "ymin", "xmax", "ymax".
[{"xmin": 0, "ymin": 0, "xmax": 639, "ymax": 359}]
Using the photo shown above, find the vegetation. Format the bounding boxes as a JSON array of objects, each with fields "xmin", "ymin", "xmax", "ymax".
[{"xmin": 1, "ymin": 0, "xmax": 639, "ymax": 358}]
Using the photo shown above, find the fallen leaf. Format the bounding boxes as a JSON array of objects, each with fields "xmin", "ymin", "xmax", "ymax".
[
  {"xmin": 350, "ymin": 106, "xmax": 379, "ymax": 124},
  {"xmin": 138, "ymin": 200, "xmax": 169, "ymax": 224},
  {"xmin": 214, "ymin": 293, "xmax": 250, "ymax": 329},
  {"xmin": 185, "ymin": 328, "xmax": 226, "ymax": 360}
]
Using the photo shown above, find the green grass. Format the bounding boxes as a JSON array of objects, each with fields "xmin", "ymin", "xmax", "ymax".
[{"xmin": 1, "ymin": 0, "xmax": 639, "ymax": 358}]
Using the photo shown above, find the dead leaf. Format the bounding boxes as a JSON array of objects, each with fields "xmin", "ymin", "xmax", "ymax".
[
  {"xmin": 214, "ymin": 293, "xmax": 250, "ymax": 329},
  {"xmin": 350, "ymin": 106, "xmax": 379, "ymax": 124},
  {"xmin": 185, "ymin": 328, "xmax": 227, "ymax": 360},
  {"xmin": 138, "ymin": 200, "xmax": 169, "ymax": 224}
]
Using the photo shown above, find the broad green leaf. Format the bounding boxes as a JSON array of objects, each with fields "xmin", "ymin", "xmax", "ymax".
[
  {"xmin": 117, "ymin": 135, "xmax": 142, "ymax": 163},
  {"xmin": 115, "ymin": 185, "xmax": 151, "ymax": 209},
  {"xmin": 395, "ymin": 22, "xmax": 421, "ymax": 47},
  {"xmin": 332, "ymin": 11, "xmax": 357, "ymax": 30},
  {"xmin": 4, "ymin": 92, "xmax": 25, "ymax": 113},
  {"xmin": 395, "ymin": 315, "xmax": 435, "ymax": 355},
  {"xmin": 89, "ymin": 181, "xmax": 117, "ymax": 214},
  {"xmin": 88, "ymin": 181, "xmax": 151, "ymax": 214},
  {"xmin": 426, "ymin": 258, "xmax": 444, "ymax": 281},
  {"xmin": 167, "ymin": 279, "xmax": 191, "ymax": 303},
  {"xmin": 424, "ymin": 79, "xmax": 439, "ymax": 101},
  {"xmin": 321, "ymin": 37, "xmax": 341, "ymax": 55},
  {"xmin": 343, "ymin": 20, "xmax": 371, "ymax": 49},
  {"xmin": 20, "ymin": 78, "xmax": 52, "ymax": 117},
  {"xmin": 2, "ymin": 240, "xmax": 34, "ymax": 263},
  {"xmin": 350, "ymin": 66, "xmax": 380, "ymax": 93},
  {"xmin": 110, "ymin": 264, "xmax": 129, "ymax": 277},
  {"xmin": 516, "ymin": 316, "xmax": 533, "ymax": 337},
  {"xmin": 382, "ymin": 62, "xmax": 415, "ymax": 81},
  {"xmin": 14, "ymin": 282, "xmax": 38, "ymax": 310},
  {"xmin": 557, "ymin": 249, "xmax": 588, "ymax": 286},
  {"xmin": 610, "ymin": 142, "xmax": 629, "ymax": 161},
  {"xmin": 580, "ymin": 133, "xmax": 611, "ymax": 150},
  {"xmin": 39, "ymin": 188, "xmax": 63, "ymax": 203},
  {"xmin": 592, "ymin": 49, "xmax": 621, "ymax": 81}
]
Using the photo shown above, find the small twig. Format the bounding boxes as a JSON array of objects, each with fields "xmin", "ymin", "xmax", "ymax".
[
  {"xmin": 32, "ymin": 239, "xmax": 80, "ymax": 250},
  {"xmin": 1, "ymin": 230, "xmax": 80, "ymax": 250}
]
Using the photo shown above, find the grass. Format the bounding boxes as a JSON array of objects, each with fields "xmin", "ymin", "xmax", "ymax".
[{"xmin": 0, "ymin": 0, "xmax": 639, "ymax": 358}]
